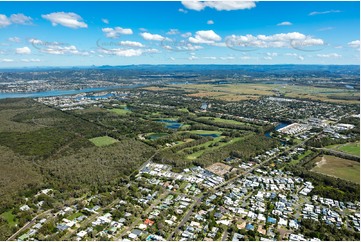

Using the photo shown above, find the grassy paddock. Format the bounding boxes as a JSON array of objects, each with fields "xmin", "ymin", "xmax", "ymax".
[
  {"xmin": 89, "ymin": 136, "xmax": 119, "ymax": 147},
  {"xmin": 327, "ymin": 142, "xmax": 360, "ymax": 156},
  {"xmin": 311, "ymin": 155, "xmax": 360, "ymax": 184}
]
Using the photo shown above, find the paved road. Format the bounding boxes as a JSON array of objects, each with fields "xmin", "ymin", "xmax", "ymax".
[{"xmin": 7, "ymin": 210, "xmax": 52, "ymax": 241}]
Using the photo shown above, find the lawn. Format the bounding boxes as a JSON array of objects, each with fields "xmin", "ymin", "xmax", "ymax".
[
  {"xmin": 109, "ymin": 107, "xmax": 131, "ymax": 115},
  {"xmin": 289, "ymin": 150, "xmax": 313, "ymax": 165},
  {"xmin": 67, "ymin": 212, "xmax": 84, "ymax": 220},
  {"xmin": 1, "ymin": 210, "xmax": 17, "ymax": 227},
  {"xmin": 89, "ymin": 136, "xmax": 119, "ymax": 147},
  {"xmin": 197, "ymin": 117, "xmax": 246, "ymax": 126},
  {"xmin": 311, "ymin": 155, "xmax": 360, "ymax": 184},
  {"xmin": 327, "ymin": 142, "xmax": 360, "ymax": 156},
  {"xmin": 188, "ymin": 130, "xmax": 222, "ymax": 136}
]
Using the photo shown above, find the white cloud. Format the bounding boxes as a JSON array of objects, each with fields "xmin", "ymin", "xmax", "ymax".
[
  {"xmin": 309, "ymin": 10, "xmax": 341, "ymax": 16},
  {"xmin": 220, "ymin": 56, "xmax": 235, "ymax": 60},
  {"xmin": 298, "ymin": 56, "xmax": 304, "ymax": 61},
  {"xmin": 264, "ymin": 56, "xmax": 272, "ymax": 60},
  {"xmin": 207, "ymin": 20, "xmax": 214, "ymax": 25},
  {"xmin": 181, "ymin": 32, "xmax": 192, "ymax": 38},
  {"xmin": 277, "ymin": 21, "xmax": 292, "ymax": 26},
  {"xmin": 178, "ymin": 8, "xmax": 188, "ymax": 14},
  {"xmin": 189, "ymin": 30, "xmax": 221, "ymax": 44},
  {"xmin": 42, "ymin": 12, "xmax": 88, "ymax": 29},
  {"xmin": 102, "ymin": 18, "xmax": 109, "ymax": 24},
  {"xmin": 316, "ymin": 53, "xmax": 341, "ymax": 58},
  {"xmin": 225, "ymin": 32, "xmax": 324, "ymax": 49},
  {"xmin": 10, "ymin": 14, "xmax": 32, "ymax": 25},
  {"xmin": 285, "ymin": 53, "xmax": 304, "ymax": 61},
  {"xmin": 167, "ymin": 29, "xmax": 180, "ymax": 35},
  {"xmin": 0, "ymin": 58, "xmax": 14, "ymax": 62},
  {"xmin": 8, "ymin": 37, "xmax": 21, "ymax": 42},
  {"xmin": 348, "ymin": 40, "xmax": 360, "ymax": 48},
  {"xmin": 318, "ymin": 27, "xmax": 334, "ymax": 31},
  {"xmin": 119, "ymin": 41, "xmax": 144, "ymax": 48},
  {"xmin": 29, "ymin": 39, "xmax": 88, "ymax": 55},
  {"xmin": 204, "ymin": 56, "xmax": 217, "ymax": 60},
  {"xmin": 102, "ymin": 27, "xmax": 133, "ymax": 38},
  {"xmin": 0, "ymin": 14, "xmax": 11, "ymax": 27},
  {"xmin": 188, "ymin": 55, "xmax": 199, "ymax": 60},
  {"xmin": 170, "ymin": 57, "xmax": 176, "ymax": 61},
  {"xmin": 182, "ymin": 1, "xmax": 256, "ymax": 11},
  {"xmin": 99, "ymin": 48, "xmax": 159, "ymax": 57},
  {"xmin": 140, "ymin": 32, "xmax": 168, "ymax": 41},
  {"xmin": 266, "ymin": 52, "xmax": 278, "ymax": 57},
  {"xmin": 21, "ymin": 58, "xmax": 40, "ymax": 62},
  {"xmin": 16, "ymin": 46, "xmax": 31, "ymax": 54}
]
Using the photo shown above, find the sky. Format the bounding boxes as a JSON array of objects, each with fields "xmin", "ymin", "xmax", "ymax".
[{"xmin": 0, "ymin": 1, "xmax": 360, "ymax": 67}]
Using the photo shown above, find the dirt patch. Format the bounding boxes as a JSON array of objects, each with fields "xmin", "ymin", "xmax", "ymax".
[
  {"xmin": 206, "ymin": 162, "xmax": 232, "ymax": 177},
  {"xmin": 315, "ymin": 156, "xmax": 327, "ymax": 168}
]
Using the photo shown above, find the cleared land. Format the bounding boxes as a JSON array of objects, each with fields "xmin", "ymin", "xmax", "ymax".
[
  {"xmin": 327, "ymin": 142, "xmax": 360, "ymax": 156},
  {"xmin": 206, "ymin": 162, "xmax": 232, "ymax": 176},
  {"xmin": 89, "ymin": 136, "xmax": 119, "ymax": 147},
  {"xmin": 1, "ymin": 210, "xmax": 17, "ymax": 227},
  {"xmin": 197, "ymin": 117, "xmax": 247, "ymax": 126},
  {"xmin": 109, "ymin": 107, "xmax": 131, "ymax": 115},
  {"xmin": 311, "ymin": 155, "xmax": 360, "ymax": 184},
  {"xmin": 173, "ymin": 83, "xmax": 359, "ymax": 104}
]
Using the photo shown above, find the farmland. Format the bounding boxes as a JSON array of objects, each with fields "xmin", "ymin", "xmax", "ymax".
[{"xmin": 311, "ymin": 155, "xmax": 360, "ymax": 184}]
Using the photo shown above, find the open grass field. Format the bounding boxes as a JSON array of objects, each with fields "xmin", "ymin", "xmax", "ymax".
[
  {"xmin": 172, "ymin": 83, "xmax": 359, "ymax": 104},
  {"xmin": 109, "ymin": 107, "xmax": 131, "ymax": 115},
  {"xmin": 289, "ymin": 150, "xmax": 313, "ymax": 165},
  {"xmin": 197, "ymin": 117, "xmax": 247, "ymax": 126},
  {"xmin": 327, "ymin": 142, "xmax": 360, "ymax": 156},
  {"xmin": 1, "ymin": 210, "xmax": 17, "ymax": 227},
  {"xmin": 89, "ymin": 136, "xmax": 119, "ymax": 147},
  {"xmin": 311, "ymin": 155, "xmax": 360, "ymax": 184},
  {"xmin": 187, "ymin": 130, "xmax": 222, "ymax": 136}
]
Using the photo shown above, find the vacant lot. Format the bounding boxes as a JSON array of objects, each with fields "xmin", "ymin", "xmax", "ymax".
[
  {"xmin": 1, "ymin": 210, "xmax": 17, "ymax": 227},
  {"xmin": 89, "ymin": 136, "xmax": 119, "ymax": 147},
  {"xmin": 327, "ymin": 142, "xmax": 360, "ymax": 156},
  {"xmin": 311, "ymin": 155, "xmax": 360, "ymax": 184},
  {"xmin": 206, "ymin": 162, "xmax": 232, "ymax": 177}
]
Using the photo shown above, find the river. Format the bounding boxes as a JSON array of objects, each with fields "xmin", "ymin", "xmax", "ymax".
[{"xmin": 0, "ymin": 84, "xmax": 144, "ymax": 99}]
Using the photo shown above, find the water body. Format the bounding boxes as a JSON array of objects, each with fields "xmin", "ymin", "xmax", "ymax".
[
  {"xmin": 198, "ymin": 133, "xmax": 220, "ymax": 138},
  {"xmin": 156, "ymin": 119, "xmax": 183, "ymax": 129},
  {"xmin": 0, "ymin": 84, "xmax": 144, "ymax": 99},
  {"xmin": 265, "ymin": 122, "xmax": 290, "ymax": 138}
]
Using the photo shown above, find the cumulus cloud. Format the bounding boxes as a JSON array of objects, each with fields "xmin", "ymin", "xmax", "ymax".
[
  {"xmin": 207, "ymin": 20, "xmax": 214, "ymax": 25},
  {"xmin": 316, "ymin": 53, "xmax": 341, "ymax": 58},
  {"xmin": 102, "ymin": 27, "xmax": 133, "ymax": 38},
  {"xmin": 188, "ymin": 55, "xmax": 199, "ymax": 60},
  {"xmin": 189, "ymin": 30, "xmax": 221, "ymax": 44},
  {"xmin": 140, "ymin": 32, "xmax": 168, "ymax": 41},
  {"xmin": 220, "ymin": 56, "xmax": 235, "ymax": 60},
  {"xmin": 277, "ymin": 21, "xmax": 292, "ymax": 26},
  {"xmin": 42, "ymin": 12, "xmax": 88, "ymax": 29},
  {"xmin": 266, "ymin": 52, "xmax": 278, "ymax": 57},
  {"xmin": 225, "ymin": 32, "xmax": 324, "ymax": 50},
  {"xmin": 16, "ymin": 46, "xmax": 31, "ymax": 54},
  {"xmin": 29, "ymin": 38, "xmax": 88, "ymax": 55},
  {"xmin": 309, "ymin": 10, "xmax": 341, "ymax": 16},
  {"xmin": 182, "ymin": 1, "xmax": 256, "ymax": 11},
  {"xmin": 285, "ymin": 52, "xmax": 304, "ymax": 61},
  {"xmin": 204, "ymin": 56, "xmax": 217, "ymax": 60},
  {"xmin": 119, "ymin": 41, "xmax": 144, "ymax": 48},
  {"xmin": 0, "ymin": 14, "xmax": 11, "ymax": 27},
  {"xmin": 0, "ymin": 13, "xmax": 32, "ymax": 27},
  {"xmin": 102, "ymin": 18, "xmax": 109, "ymax": 24},
  {"xmin": 348, "ymin": 40, "xmax": 360, "ymax": 48},
  {"xmin": 10, "ymin": 14, "xmax": 32, "ymax": 25},
  {"xmin": 8, "ymin": 37, "xmax": 21, "ymax": 42},
  {"xmin": 181, "ymin": 32, "xmax": 192, "ymax": 38}
]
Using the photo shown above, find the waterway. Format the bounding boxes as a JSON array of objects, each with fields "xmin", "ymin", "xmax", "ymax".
[
  {"xmin": 265, "ymin": 122, "xmax": 290, "ymax": 138},
  {"xmin": 0, "ymin": 84, "xmax": 144, "ymax": 99},
  {"xmin": 156, "ymin": 119, "xmax": 183, "ymax": 129}
]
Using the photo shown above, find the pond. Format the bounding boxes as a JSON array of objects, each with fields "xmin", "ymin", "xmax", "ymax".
[
  {"xmin": 156, "ymin": 119, "xmax": 182, "ymax": 129},
  {"xmin": 197, "ymin": 133, "xmax": 220, "ymax": 138},
  {"xmin": 147, "ymin": 133, "xmax": 168, "ymax": 140}
]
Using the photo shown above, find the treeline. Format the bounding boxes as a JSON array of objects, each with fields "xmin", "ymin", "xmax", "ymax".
[
  {"xmin": 300, "ymin": 219, "xmax": 360, "ymax": 241},
  {"xmin": 306, "ymin": 136, "xmax": 358, "ymax": 148}
]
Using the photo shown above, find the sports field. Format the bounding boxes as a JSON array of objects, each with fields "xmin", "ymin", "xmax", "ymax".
[
  {"xmin": 311, "ymin": 155, "xmax": 360, "ymax": 184},
  {"xmin": 89, "ymin": 136, "xmax": 119, "ymax": 147}
]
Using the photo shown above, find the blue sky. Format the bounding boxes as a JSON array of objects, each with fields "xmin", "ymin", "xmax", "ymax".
[{"xmin": 0, "ymin": 1, "xmax": 359, "ymax": 67}]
